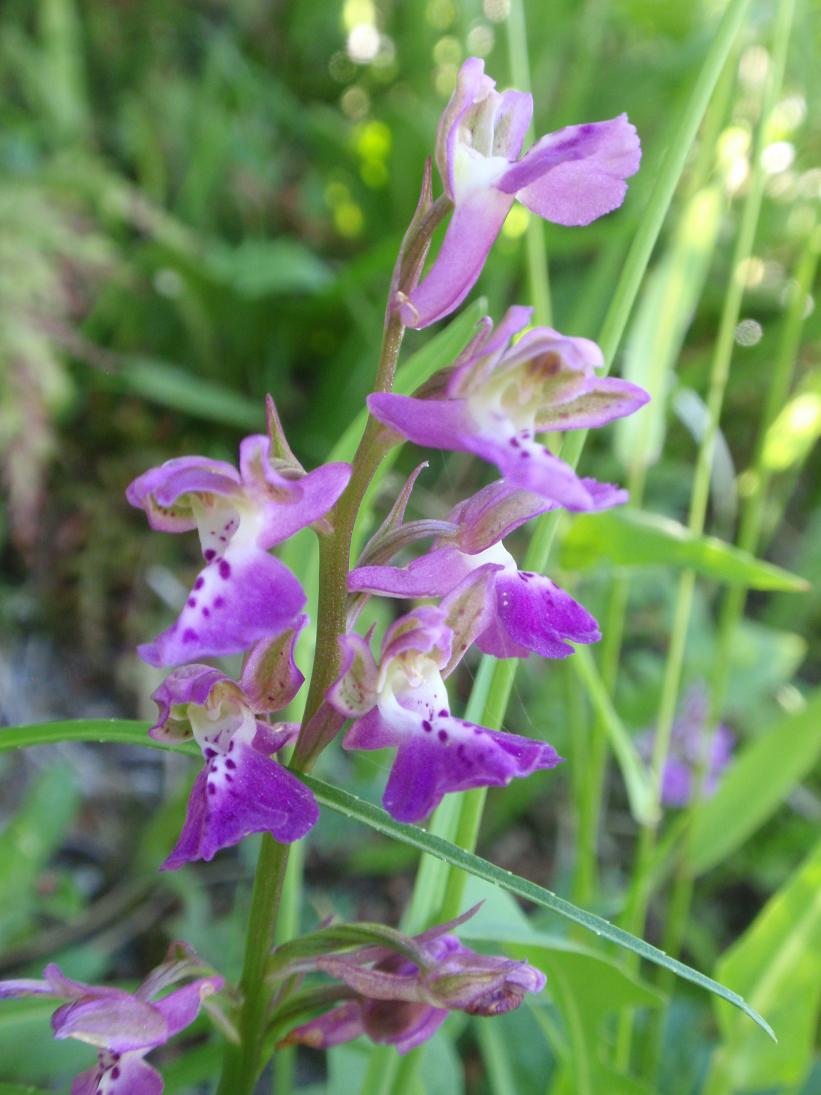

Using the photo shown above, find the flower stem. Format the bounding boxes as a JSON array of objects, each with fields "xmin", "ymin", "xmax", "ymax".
[
  {"xmin": 219, "ymin": 184, "xmax": 453, "ymax": 1093},
  {"xmin": 216, "ymin": 836, "xmax": 291, "ymax": 1095}
]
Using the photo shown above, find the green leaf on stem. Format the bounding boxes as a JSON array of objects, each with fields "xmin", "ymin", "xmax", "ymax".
[
  {"xmin": 298, "ymin": 776, "xmax": 774, "ymax": 1040},
  {"xmin": 0, "ymin": 718, "xmax": 775, "ymax": 1039},
  {"xmin": 561, "ymin": 509, "xmax": 808, "ymax": 591}
]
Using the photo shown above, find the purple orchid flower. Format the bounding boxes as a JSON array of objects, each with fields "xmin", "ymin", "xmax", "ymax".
[
  {"xmin": 328, "ymin": 572, "xmax": 562, "ymax": 822},
  {"xmin": 282, "ymin": 914, "xmax": 545, "ymax": 1054},
  {"xmin": 150, "ymin": 625, "xmax": 318, "ymax": 868},
  {"xmin": 400, "ymin": 57, "xmax": 640, "ymax": 328},
  {"xmin": 0, "ymin": 943, "xmax": 223, "ymax": 1094},
  {"xmin": 127, "ymin": 430, "xmax": 351, "ymax": 667},
  {"xmin": 350, "ymin": 478, "xmax": 626, "ymax": 658},
  {"xmin": 369, "ymin": 307, "xmax": 649, "ymax": 509},
  {"xmin": 638, "ymin": 686, "xmax": 734, "ymax": 807}
]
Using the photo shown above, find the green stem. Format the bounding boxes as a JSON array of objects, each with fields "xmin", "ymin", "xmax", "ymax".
[
  {"xmin": 506, "ymin": 0, "xmax": 551, "ymax": 326},
  {"xmin": 616, "ymin": 0, "xmax": 795, "ymax": 1074},
  {"xmin": 216, "ymin": 837, "xmax": 291, "ymax": 1095},
  {"xmin": 219, "ymin": 192, "xmax": 451, "ymax": 1095}
]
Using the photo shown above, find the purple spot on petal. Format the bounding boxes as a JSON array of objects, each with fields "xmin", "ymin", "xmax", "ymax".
[
  {"xmin": 439, "ymin": 709, "xmax": 449, "ymax": 717},
  {"xmin": 422, "ymin": 720, "xmax": 432, "ymax": 733},
  {"xmin": 219, "ymin": 561, "xmax": 232, "ymax": 579},
  {"xmin": 226, "ymin": 758, "xmax": 236, "ymax": 769},
  {"xmin": 182, "ymin": 628, "xmax": 198, "ymax": 643},
  {"xmin": 225, "ymin": 774, "xmax": 233, "ymax": 782},
  {"xmin": 208, "ymin": 783, "xmax": 216, "ymax": 795},
  {"xmin": 438, "ymin": 729, "xmax": 448, "ymax": 743},
  {"xmin": 188, "ymin": 597, "xmax": 197, "ymax": 607},
  {"xmin": 111, "ymin": 1068, "xmax": 120, "ymax": 1080},
  {"xmin": 521, "ymin": 451, "xmax": 531, "ymax": 459},
  {"xmin": 204, "ymin": 549, "xmax": 216, "ymax": 561},
  {"xmin": 194, "ymin": 577, "xmax": 205, "ymax": 590},
  {"xmin": 228, "ymin": 740, "xmax": 235, "ymax": 752},
  {"xmin": 202, "ymin": 607, "xmax": 210, "ymax": 617},
  {"xmin": 215, "ymin": 596, "xmax": 225, "ymax": 608},
  {"xmin": 204, "ymin": 748, "xmax": 216, "ymax": 758}
]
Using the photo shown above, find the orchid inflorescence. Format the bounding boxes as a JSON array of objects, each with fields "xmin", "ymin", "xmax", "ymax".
[{"xmin": 2, "ymin": 58, "xmax": 648, "ymax": 1091}]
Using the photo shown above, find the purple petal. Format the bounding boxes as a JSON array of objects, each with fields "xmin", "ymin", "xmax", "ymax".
[
  {"xmin": 381, "ymin": 605, "xmax": 452, "ymax": 666},
  {"xmin": 52, "ymin": 993, "xmax": 167, "ymax": 1052},
  {"xmin": 344, "ymin": 707, "xmax": 399, "ymax": 752},
  {"xmin": 492, "ymin": 570, "xmax": 600, "ymax": 658},
  {"xmin": 0, "ymin": 977, "xmax": 56, "ymax": 999},
  {"xmin": 448, "ymin": 306, "xmax": 533, "ymax": 397},
  {"xmin": 72, "ymin": 1052, "xmax": 163, "ymax": 1095},
  {"xmin": 439, "ymin": 566, "xmax": 501, "ymax": 676},
  {"xmin": 327, "ymin": 632, "xmax": 380, "ymax": 717},
  {"xmin": 449, "ymin": 481, "xmax": 556, "ymax": 554},
  {"xmin": 283, "ymin": 1001, "xmax": 365, "ymax": 1050},
  {"xmin": 379, "ymin": 718, "xmax": 562, "ymax": 823},
  {"xmin": 152, "ymin": 977, "xmax": 223, "ymax": 1039},
  {"xmin": 149, "ymin": 665, "xmax": 235, "ymax": 743},
  {"xmin": 499, "ymin": 114, "xmax": 641, "ymax": 226},
  {"xmin": 435, "ymin": 57, "xmax": 498, "ymax": 198},
  {"xmin": 493, "ymin": 90, "xmax": 533, "ymax": 161},
  {"xmin": 126, "ymin": 456, "xmax": 242, "ymax": 533},
  {"xmin": 361, "ymin": 1000, "xmax": 449, "ymax": 1054},
  {"xmin": 240, "ymin": 618, "xmax": 306, "ymax": 713},
  {"xmin": 161, "ymin": 743, "xmax": 318, "ymax": 869},
  {"xmin": 466, "ymin": 433, "xmax": 598, "ymax": 510},
  {"xmin": 400, "ymin": 187, "xmax": 515, "ymax": 329},
  {"xmin": 138, "ymin": 546, "xmax": 305, "ymax": 668},
  {"xmin": 367, "ymin": 393, "xmax": 474, "ymax": 451},
  {"xmin": 349, "ymin": 547, "xmax": 475, "ymax": 600},
  {"xmin": 535, "ymin": 377, "xmax": 650, "ymax": 431},
  {"xmin": 239, "ymin": 436, "xmax": 352, "ymax": 548}
]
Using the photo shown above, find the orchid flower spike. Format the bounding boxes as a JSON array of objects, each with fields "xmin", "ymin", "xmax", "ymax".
[
  {"xmin": 0, "ymin": 943, "xmax": 223, "ymax": 1094},
  {"xmin": 328, "ymin": 571, "xmax": 562, "ymax": 822},
  {"xmin": 370, "ymin": 306, "xmax": 648, "ymax": 509},
  {"xmin": 127, "ymin": 424, "xmax": 351, "ymax": 667},
  {"xmin": 282, "ymin": 911, "xmax": 545, "ymax": 1054},
  {"xmin": 400, "ymin": 57, "xmax": 641, "ymax": 328},
  {"xmin": 149, "ymin": 627, "xmax": 318, "ymax": 868},
  {"xmin": 351, "ymin": 478, "xmax": 626, "ymax": 659}
]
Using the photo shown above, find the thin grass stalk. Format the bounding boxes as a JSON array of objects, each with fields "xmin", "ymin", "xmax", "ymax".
[
  {"xmin": 614, "ymin": 0, "xmax": 795, "ymax": 1072},
  {"xmin": 507, "ymin": 0, "xmax": 551, "ymax": 327},
  {"xmin": 647, "ymin": 212, "xmax": 817, "ymax": 1075}
]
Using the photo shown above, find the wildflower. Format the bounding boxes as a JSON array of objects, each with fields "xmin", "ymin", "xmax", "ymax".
[
  {"xmin": 149, "ymin": 628, "xmax": 318, "ymax": 868},
  {"xmin": 127, "ymin": 430, "xmax": 351, "ymax": 667},
  {"xmin": 638, "ymin": 686, "xmax": 734, "ymax": 807},
  {"xmin": 350, "ymin": 478, "xmax": 622, "ymax": 658},
  {"xmin": 0, "ymin": 943, "xmax": 222, "ymax": 1094},
  {"xmin": 328, "ymin": 572, "xmax": 561, "ymax": 822},
  {"xmin": 281, "ymin": 914, "xmax": 545, "ymax": 1054},
  {"xmin": 400, "ymin": 57, "xmax": 640, "ymax": 328},
  {"xmin": 369, "ymin": 307, "xmax": 648, "ymax": 508}
]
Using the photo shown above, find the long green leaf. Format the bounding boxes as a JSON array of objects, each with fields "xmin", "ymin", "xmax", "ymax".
[
  {"xmin": 561, "ymin": 509, "xmax": 807, "ymax": 591},
  {"xmin": 0, "ymin": 718, "xmax": 774, "ymax": 1038}
]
